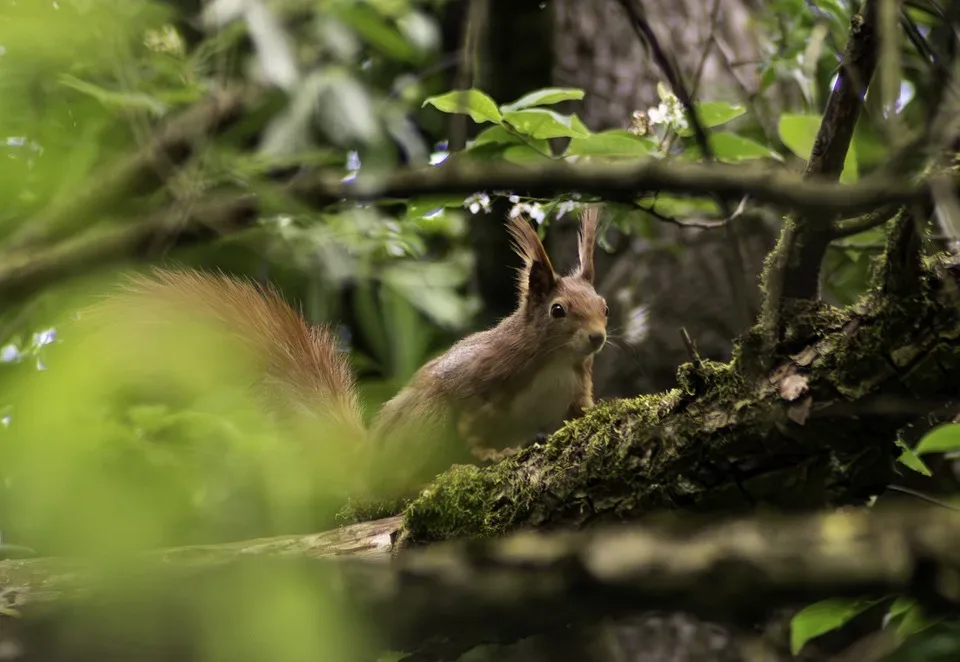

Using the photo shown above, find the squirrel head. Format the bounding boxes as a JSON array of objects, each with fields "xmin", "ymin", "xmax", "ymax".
[{"xmin": 507, "ymin": 206, "xmax": 607, "ymax": 359}]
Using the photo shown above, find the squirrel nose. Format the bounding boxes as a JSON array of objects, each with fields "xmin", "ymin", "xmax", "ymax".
[{"xmin": 589, "ymin": 332, "xmax": 606, "ymax": 350}]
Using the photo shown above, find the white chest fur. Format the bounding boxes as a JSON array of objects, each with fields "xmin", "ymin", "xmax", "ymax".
[{"xmin": 507, "ymin": 360, "xmax": 580, "ymax": 438}]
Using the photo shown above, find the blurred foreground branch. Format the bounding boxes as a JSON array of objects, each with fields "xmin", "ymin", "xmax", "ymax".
[
  {"xmin": 0, "ymin": 506, "xmax": 959, "ymax": 661},
  {"xmin": 297, "ymin": 160, "xmax": 949, "ymax": 216}
]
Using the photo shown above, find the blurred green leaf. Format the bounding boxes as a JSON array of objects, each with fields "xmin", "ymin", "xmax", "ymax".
[
  {"xmin": 422, "ymin": 90, "xmax": 503, "ymax": 124},
  {"xmin": 502, "ymin": 108, "xmax": 590, "ymax": 139},
  {"xmin": 337, "ymin": 3, "xmax": 421, "ymax": 63},
  {"xmin": 471, "ymin": 125, "xmax": 551, "ymax": 154},
  {"xmin": 503, "ymin": 144, "xmax": 555, "ymax": 164},
  {"xmin": 500, "ymin": 87, "xmax": 585, "ymax": 112},
  {"xmin": 707, "ymin": 132, "xmax": 782, "ymax": 163},
  {"xmin": 886, "ymin": 597, "xmax": 941, "ymax": 641},
  {"xmin": 778, "ymin": 113, "xmax": 859, "ymax": 182},
  {"xmin": 565, "ymin": 130, "xmax": 655, "ymax": 158},
  {"xmin": 791, "ymin": 598, "xmax": 881, "ymax": 655},
  {"xmin": 58, "ymin": 75, "xmax": 169, "ymax": 116},
  {"xmin": 915, "ymin": 424, "xmax": 960, "ymax": 456},
  {"xmin": 676, "ymin": 101, "xmax": 746, "ymax": 136}
]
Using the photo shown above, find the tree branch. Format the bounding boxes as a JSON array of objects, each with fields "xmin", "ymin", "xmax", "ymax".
[
  {"xmin": 293, "ymin": 159, "xmax": 948, "ymax": 215},
  {"xmin": 759, "ymin": 0, "xmax": 881, "ymax": 368},
  {"xmin": 398, "ymin": 252, "xmax": 960, "ymax": 547},
  {"xmin": 0, "ymin": 194, "xmax": 259, "ymax": 302},
  {"xmin": 0, "ymin": 506, "xmax": 959, "ymax": 662}
]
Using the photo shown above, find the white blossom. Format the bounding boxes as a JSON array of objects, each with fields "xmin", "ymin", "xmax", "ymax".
[{"xmin": 463, "ymin": 192, "xmax": 491, "ymax": 214}]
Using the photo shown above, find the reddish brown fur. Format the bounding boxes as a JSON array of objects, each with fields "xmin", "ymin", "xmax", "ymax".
[{"xmin": 96, "ymin": 268, "xmax": 366, "ymax": 441}]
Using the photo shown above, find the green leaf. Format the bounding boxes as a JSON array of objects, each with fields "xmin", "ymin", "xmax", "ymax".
[
  {"xmin": 915, "ymin": 423, "xmax": 960, "ymax": 455},
  {"xmin": 896, "ymin": 440, "xmax": 932, "ymax": 476},
  {"xmin": 708, "ymin": 132, "xmax": 781, "ymax": 163},
  {"xmin": 564, "ymin": 130, "xmax": 655, "ymax": 158},
  {"xmin": 422, "ymin": 89, "xmax": 502, "ymax": 124},
  {"xmin": 471, "ymin": 125, "xmax": 550, "ymax": 154},
  {"xmin": 58, "ymin": 75, "xmax": 168, "ymax": 116},
  {"xmin": 677, "ymin": 101, "xmax": 746, "ymax": 136},
  {"xmin": 503, "ymin": 144, "xmax": 554, "ymax": 164},
  {"xmin": 502, "ymin": 108, "xmax": 590, "ymax": 139},
  {"xmin": 698, "ymin": 101, "xmax": 746, "ymax": 127},
  {"xmin": 778, "ymin": 113, "xmax": 859, "ymax": 183},
  {"xmin": 336, "ymin": 4, "xmax": 420, "ymax": 63},
  {"xmin": 500, "ymin": 87, "xmax": 585, "ymax": 113},
  {"xmin": 885, "ymin": 597, "xmax": 940, "ymax": 641},
  {"xmin": 790, "ymin": 598, "xmax": 880, "ymax": 655}
]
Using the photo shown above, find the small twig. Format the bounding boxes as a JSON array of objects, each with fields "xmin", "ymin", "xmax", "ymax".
[
  {"xmin": 679, "ymin": 327, "xmax": 702, "ymax": 365},
  {"xmin": 640, "ymin": 205, "xmax": 727, "ymax": 230}
]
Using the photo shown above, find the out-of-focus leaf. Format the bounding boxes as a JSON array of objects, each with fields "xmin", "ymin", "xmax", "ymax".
[
  {"xmin": 502, "ymin": 108, "xmax": 590, "ymax": 139},
  {"xmin": 422, "ymin": 90, "xmax": 503, "ymax": 124},
  {"xmin": 778, "ymin": 113, "xmax": 859, "ymax": 182},
  {"xmin": 707, "ymin": 132, "xmax": 782, "ymax": 162},
  {"xmin": 337, "ymin": 3, "xmax": 420, "ymax": 63},
  {"xmin": 58, "ymin": 75, "xmax": 169, "ymax": 116},
  {"xmin": 790, "ymin": 598, "xmax": 881, "ymax": 655},
  {"xmin": 396, "ymin": 10, "xmax": 441, "ymax": 55},
  {"xmin": 203, "ymin": 0, "xmax": 299, "ymax": 89},
  {"xmin": 915, "ymin": 423, "xmax": 960, "ymax": 455},
  {"xmin": 500, "ymin": 87, "xmax": 585, "ymax": 113},
  {"xmin": 565, "ymin": 130, "xmax": 656, "ymax": 158},
  {"xmin": 885, "ymin": 597, "xmax": 941, "ymax": 641},
  {"xmin": 471, "ymin": 125, "xmax": 548, "ymax": 153},
  {"xmin": 503, "ymin": 144, "xmax": 554, "ymax": 164},
  {"xmin": 675, "ymin": 101, "xmax": 746, "ymax": 136},
  {"xmin": 243, "ymin": 0, "xmax": 300, "ymax": 90}
]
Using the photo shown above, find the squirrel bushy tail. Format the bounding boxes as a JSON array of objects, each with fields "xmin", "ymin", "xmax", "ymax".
[{"xmin": 105, "ymin": 268, "xmax": 368, "ymax": 442}]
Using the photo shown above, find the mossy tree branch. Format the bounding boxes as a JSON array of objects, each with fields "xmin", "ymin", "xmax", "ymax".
[
  {"xmin": 759, "ymin": 0, "xmax": 881, "ymax": 366},
  {"xmin": 398, "ymin": 243, "xmax": 960, "ymax": 545}
]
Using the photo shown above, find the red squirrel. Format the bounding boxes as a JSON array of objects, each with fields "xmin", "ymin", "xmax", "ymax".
[{"xmin": 102, "ymin": 207, "xmax": 608, "ymax": 492}]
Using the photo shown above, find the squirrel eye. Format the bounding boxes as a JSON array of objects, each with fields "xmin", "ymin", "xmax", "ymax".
[
  {"xmin": 603, "ymin": 303, "xmax": 609, "ymax": 317},
  {"xmin": 550, "ymin": 303, "xmax": 566, "ymax": 319}
]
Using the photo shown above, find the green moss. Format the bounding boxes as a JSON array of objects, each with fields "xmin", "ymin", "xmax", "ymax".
[
  {"xmin": 401, "ymin": 464, "xmax": 508, "ymax": 543},
  {"xmin": 334, "ymin": 495, "xmax": 408, "ymax": 525}
]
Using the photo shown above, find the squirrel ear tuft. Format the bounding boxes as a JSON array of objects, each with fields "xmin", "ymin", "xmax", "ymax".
[
  {"xmin": 507, "ymin": 214, "xmax": 557, "ymax": 300},
  {"xmin": 575, "ymin": 205, "xmax": 600, "ymax": 283}
]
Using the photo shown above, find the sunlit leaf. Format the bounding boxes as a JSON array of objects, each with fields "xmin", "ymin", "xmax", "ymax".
[
  {"xmin": 502, "ymin": 108, "xmax": 590, "ymax": 139},
  {"xmin": 790, "ymin": 598, "xmax": 881, "ymax": 655},
  {"xmin": 915, "ymin": 423, "xmax": 960, "ymax": 455},
  {"xmin": 422, "ymin": 90, "xmax": 502, "ymax": 124},
  {"xmin": 500, "ymin": 87, "xmax": 585, "ymax": 113}
]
